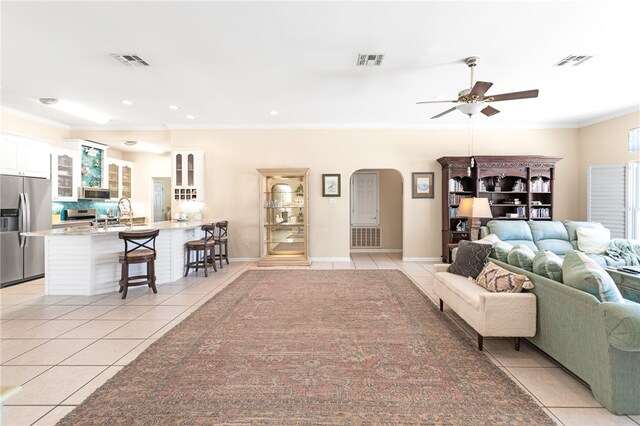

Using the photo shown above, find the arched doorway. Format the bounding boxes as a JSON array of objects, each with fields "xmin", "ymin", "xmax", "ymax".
[{"xmin": 349, "ymin": 169, "xmax": 403, "ymax": 254}]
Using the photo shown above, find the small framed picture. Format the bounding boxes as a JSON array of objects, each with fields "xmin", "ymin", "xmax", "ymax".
[
  {"xmin": 412, "ymin": 172, "xmax": 434, "ymax": 199},
  {"xmin": 322, "ymin": 174, "xmax": 341, "ymax": 197}
]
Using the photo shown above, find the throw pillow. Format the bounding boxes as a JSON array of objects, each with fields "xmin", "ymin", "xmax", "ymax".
[
  {"xmin": 562, "ymin": 250, "xmax": 623, "ymax": 302},
  {"xmin": 532, "ymin": 251, "xmax": 563, "ymax": 282},
  {"xmin": 492, "ymin": 241, "xmax": 513, "ymax": 263},
  {"xmin": 475, "ymin": 262, "xmax": 534, "ymax": 293},
  {"xmin": 447, "ymin": 240, "xmax": 493, "ymax": 279},
  {"xmin": 507, "ymin": 245, "xmax": 536, "ymax": 271},
  {"xmin": 577, "ymin": 227, "xmax": 611, "ymax": 255}
]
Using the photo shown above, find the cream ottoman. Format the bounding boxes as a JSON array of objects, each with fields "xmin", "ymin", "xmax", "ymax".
[{"xmin": 433, "ymin": 264, "xmax": 537, "ymax": 350}]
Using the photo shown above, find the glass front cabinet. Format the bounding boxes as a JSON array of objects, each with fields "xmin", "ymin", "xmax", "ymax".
[
  {"xmin": 172, "ymin": 150, "xmax": 204, "ymax": 201},
  {"xmin": 107, "ymin": 159, "xmax": 134, "ymax": 200},
  {"xmin": 257, "ymin": 168, "xmax": 310, "ymax": 266},
  {"xmin": 51, "ymin": 148, "xmax": 80, "ymax": 201}
]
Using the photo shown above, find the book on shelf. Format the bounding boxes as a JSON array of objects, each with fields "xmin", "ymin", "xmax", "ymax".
[
  {"xmin": 531, "ymin": 178, "xmax": 551, "ymax": 192},
  {"xmin": 530, "ymin": 207, "xmax": 550, "ymax": 218},
  {"xmin": 448, "ymin": 179, "xmax": 466, "ymax": 192},
  {"xmin": 448, "ymin": 193, "xmax": 471, "ymax": 205}
]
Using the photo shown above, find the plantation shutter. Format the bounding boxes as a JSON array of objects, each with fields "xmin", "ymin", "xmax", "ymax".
[{"xmin": 587, "ymin": 164, "xmax": 626, "ymax": 238}]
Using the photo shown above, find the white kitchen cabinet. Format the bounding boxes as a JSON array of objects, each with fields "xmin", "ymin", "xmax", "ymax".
[
  {"xmin": 0, "ymin": 133, "xmax": 51, "ymax": 178},
  {"xmin": 51, "ymin": 148, "xmax": 80, "ymax": 201},
  {"xmin": 172, "ymin": 150, "xmax": 204, "ymax": 201},
  {"xmin": 107, "ymin": 159, "xmax": 134, "ymax": 200},
  {"xmin": 63, "ymin": 139, "xmax": 108, "ymax": 188}
]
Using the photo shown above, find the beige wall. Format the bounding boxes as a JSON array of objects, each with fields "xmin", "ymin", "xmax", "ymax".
[
  {"xmin": 375, "ymin": 169, "xmax": 403, "ymax": 250},
  {"xmin": 3, "ymin": 108, "xmax": 588, "ymax": 259},
  {"xmin": 72, "ymin": 128, "xmax": 578, "ymax": 260},
  {"xmin": 577, "ymin": 111, "xmax": 640, "ymax": 219}
]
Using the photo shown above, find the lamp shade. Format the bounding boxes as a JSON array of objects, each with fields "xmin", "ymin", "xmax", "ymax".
[{"xmin": 457, "ymin": 197, "xmax": 493, "ymax": 218}]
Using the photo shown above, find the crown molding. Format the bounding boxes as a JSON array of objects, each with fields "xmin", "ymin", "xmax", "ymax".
[{"xmin": 578, "ymin": 105, "xmax": 640, "ymax": 128}]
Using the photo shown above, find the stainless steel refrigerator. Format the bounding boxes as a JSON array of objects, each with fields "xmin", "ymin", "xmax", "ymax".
[{"xmin": 1, "ymin": 175, "xmax": 51, "ymax": 287}]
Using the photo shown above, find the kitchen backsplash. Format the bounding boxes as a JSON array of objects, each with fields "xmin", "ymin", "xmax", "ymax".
[{"xmin": 52, "ymin": 200, "xmax": 118, "ymax": 217}]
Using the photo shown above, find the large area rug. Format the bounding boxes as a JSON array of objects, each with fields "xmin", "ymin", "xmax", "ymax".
[{"xmin": 58, "ymin": 270, "xmax": 553, "ymax": 424}]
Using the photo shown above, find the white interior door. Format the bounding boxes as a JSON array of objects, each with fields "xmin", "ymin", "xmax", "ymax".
[
  {"xmin": 153, "ymin": 180, "xmax": 165, "ymax": 222},
  {"xmin": 351, "ymin": 172, "xmax": 379, "ymax": 225}
]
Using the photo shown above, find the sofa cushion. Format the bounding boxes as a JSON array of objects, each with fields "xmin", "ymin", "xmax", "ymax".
[
  {"xmin": 487, "ymin": 220, "xmax": 538, "ymax": 252},
  {"xmin": 476, "ymin": 262, "xmax": 534, "ymax": 293},
  {"xmin": 563, "ymin": 250, "xmax": 624, "ymax": 303},
  {"xmin": 448, "ymin": 240, "xmax": 492, "ymax": 279},
  {"xmin": 528, "ymin": 220, "xmax": 574, "ymax": 255},
  {"xmin": 577, "ymin": 227, "xmax": 611, "ymax": 255},
  {"xmin": 563, "ymin": 220, "xmax": 606, "ymax": 249},
  {"xmin": 435, "ymin": 272, "xmax": 484, "ymax": 310},
  {"xmin": 492, "ymin": 241, "xmax": 513, "ymax": 263},
  {"xmin": 532, "ymin": 251, "xmax": 563, "ymax": 282},
  {"xmin": 601, "ymin": 301, "xmax": 640, "ymax": 351},
  {"xmin": 507, "ymin": 245, "xmax": 536, "ymax": 271},
  {"xmin": 477, "ymin": 233, "xmax": 501, "ymax": 245}
]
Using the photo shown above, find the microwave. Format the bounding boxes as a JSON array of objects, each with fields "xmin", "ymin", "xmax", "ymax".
[{"xmin": 78, "ymin": 187, "xmax": 111, "ymax": 200}]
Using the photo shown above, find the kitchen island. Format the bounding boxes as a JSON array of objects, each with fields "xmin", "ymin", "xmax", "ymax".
[{"xmin": 24, "ymin": 221, "xmax": 204, "ymax": 296}]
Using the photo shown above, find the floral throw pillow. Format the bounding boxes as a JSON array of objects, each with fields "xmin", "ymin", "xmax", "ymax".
[{"xmin": 475, "ymin": 262, "xmax": 534, "ymax": 293}]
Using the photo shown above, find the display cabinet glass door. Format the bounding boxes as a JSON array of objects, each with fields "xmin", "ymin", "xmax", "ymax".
[
  {"xmin": 122, "ymin": 165, "xmax": 132, "ymax": 198},
  {"xmin": 108, "ymin": 163, "xmax": 119, "ymax": 198},
  {"xmin": 264, "ymin": 180, "xmax": 305, "ymax": 255},
  {"xmin": 55, "ymin": 154, "xmax": 74, "ymax": 198}
]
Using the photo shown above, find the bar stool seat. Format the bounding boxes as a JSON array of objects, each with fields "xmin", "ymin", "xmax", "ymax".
[
  {"xmin": 185, "ymin": 223, "xmax": 217, "ymax": 277},
  {"xmin": 118, "ymin": 229, "xmax": 159, "ymax": 299},
  {"xmin": 213, "ymin": 221, "xmax": 229, "ymax": 268}
]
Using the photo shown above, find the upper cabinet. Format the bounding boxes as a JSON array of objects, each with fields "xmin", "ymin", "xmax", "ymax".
[
  {"xmin": 0, "ymin": 133, "xmax": 51, "ymax": 178},
  {"xmin": 107, "ymin": 159, "xmax": 134, "ymax": 200},
  {"xmin": 51, "ymin": 148, "xmax": 80, "ymax": 201},
  {"xmin": 63, "ymin": 139, "xmax": 108, "ymax": 188},
  {"xmin": 172, "ymin": 150, "xmax": 204, "ymax": 201}
]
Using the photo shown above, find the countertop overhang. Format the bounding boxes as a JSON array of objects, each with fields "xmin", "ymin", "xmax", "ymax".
[{"xmin": 23, "ymin": 220, "xmax": 203, "ymax": 237}]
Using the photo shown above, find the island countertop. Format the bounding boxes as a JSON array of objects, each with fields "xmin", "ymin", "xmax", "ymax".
[{"xmin": 23, "ymin": 220, "xmax": 204, "ymax": 237}]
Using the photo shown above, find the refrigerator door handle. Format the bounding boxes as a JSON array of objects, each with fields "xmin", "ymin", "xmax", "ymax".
[
  {"xmin": 18, "ymin": 193, "xmax": 26, "ymax": 248},
  {"xmin": 24, "ymin": 192, "xmax": 31, "ymax": 247}
]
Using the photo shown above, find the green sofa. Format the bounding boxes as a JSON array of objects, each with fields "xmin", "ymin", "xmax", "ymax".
[
  {"xmin": 490, "ymin": 258, "xmax": 640, "ymax": 415},
  {"xmin": 482, "ymin": 220, "xmax": 627, "ymax": 267}
]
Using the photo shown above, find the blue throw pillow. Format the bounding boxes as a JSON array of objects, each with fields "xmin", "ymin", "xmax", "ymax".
[{"xmin": 563, "ymin": 250, "xmax": 623, "ymax": 303}]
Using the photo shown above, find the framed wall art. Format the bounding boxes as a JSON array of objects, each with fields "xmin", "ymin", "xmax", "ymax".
[
  {"xmin": 322, "ymin": 174, "xmax": 341, "ymax": 197},
  {"xmin": 412, "ymin": 172, "xmax": 434, "ymax": 199}
]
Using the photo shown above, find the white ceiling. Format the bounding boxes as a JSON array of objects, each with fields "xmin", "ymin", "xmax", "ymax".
[{"xmin": 1, "ymin": 1, "xmax": 639, "ymax": 130}]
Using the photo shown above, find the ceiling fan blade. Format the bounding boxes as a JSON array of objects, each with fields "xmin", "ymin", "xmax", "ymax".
[
  {"xmin": 470, "ymin": 81, "xmax": 493, "ymax": 98},
  {"xmin": 430, "ymin": 107, "xmax": 457, "ymax": 119},
  {"xmin": 416, "ymin": 100, "xmax": 457, "ymax": 104},
  {"xmin": 481, "ymin": 105, "xmax": 500, "ymax": 117},
  {"xmin": 486, "ymin": 89, "xmax": 539, "ymax": 102}
]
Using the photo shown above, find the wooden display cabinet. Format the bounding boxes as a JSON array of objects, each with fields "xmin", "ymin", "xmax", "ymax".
[
  {"xmin": 437, "ymin": 155, "xmax": 561, "ymax": 262},
  {"xmin": 257, "ymin": 168, "xmax": 310, "ymax": 266}
]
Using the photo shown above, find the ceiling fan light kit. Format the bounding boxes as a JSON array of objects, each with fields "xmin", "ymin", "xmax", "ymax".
[{"xmin": 417, "ymin": 56, "xmax": 539, "ymax": 120}]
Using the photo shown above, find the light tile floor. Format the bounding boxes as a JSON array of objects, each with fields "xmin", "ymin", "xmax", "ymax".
[{"xmin": 0, "ymin": 253, "xmax": 637, "ymax": 425}]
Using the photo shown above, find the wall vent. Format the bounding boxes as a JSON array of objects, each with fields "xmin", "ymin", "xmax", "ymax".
[
  {"xmin": 111, "ymin": 54, "xmax": 150, "ymax": 66},
  {"xmin": 554, "ymin": 55, "xmax": 593, "ymax": 67},
  {"xmin": 351, "ymin": 227, "xmax": 382, "ymax": 248},
  {"xmin": 357, "ymin": 54, "xmax": 384, "ymax": 66}
]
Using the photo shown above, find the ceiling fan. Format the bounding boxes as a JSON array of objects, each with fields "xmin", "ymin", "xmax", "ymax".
[{"xmin": 417, "ymin": 56, "xmax": 539, "ymax": 119}]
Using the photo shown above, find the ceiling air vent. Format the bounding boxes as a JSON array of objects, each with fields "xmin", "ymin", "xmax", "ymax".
[
  {"xmin": 554, "ymin": 55, "xmax": 593, "ymax": 67},
  {"xmin": 111, "ymin": 54, "xmax": 150, "ymax": 66},
  {"xmin": 357, "ymin": 54, "xmax": 384, "ymax": 66}
]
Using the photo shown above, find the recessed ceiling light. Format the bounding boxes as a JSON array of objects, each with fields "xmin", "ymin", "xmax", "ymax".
[
  {"xmin": 168, "ymin": 105, "xmax": 179, "ymax": 110},
  {"xmin": 121, "ymin": 100, "xmax": 133, "ymax": 105},
  {"xmin": 39, "ymin": 98, "xmax": 110, "ymax": 124},
  {"xmin": 269, "ymin": 110, "xmax": 279, "ymax": 116},
  {"xmin": 185, "ymin": 115, "xmax": 195, "ymax": 120}
]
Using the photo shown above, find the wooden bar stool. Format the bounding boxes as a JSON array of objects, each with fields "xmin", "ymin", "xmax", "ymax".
[
  {"xmin": 184, "ymin": 223, "xmax": 217, "ymax": 277},
  {"xmin": 214, "ymin": 220, "xmax": 229, "ymax": 269},
  {"xmin": 118, "ymin": 229, "xmax": 160, "ymax": 299}
]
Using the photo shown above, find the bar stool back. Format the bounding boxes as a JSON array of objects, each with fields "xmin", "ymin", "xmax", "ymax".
[
  {"xmin": 214, "ymin": 220, "xmax": 229, "ymax": 268},
  {"xmin": 184, "ymin": 223, "xmax": 217, "ymax": 277},
  {"xmin": 118, "ymin": 229, "xmax": 160, "ymax": 299}
]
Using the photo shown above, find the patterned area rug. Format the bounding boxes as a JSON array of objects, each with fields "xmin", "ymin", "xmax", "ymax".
[{"xmin": 58, "ymin": 270, "xmax": 553, "ymax": 424}]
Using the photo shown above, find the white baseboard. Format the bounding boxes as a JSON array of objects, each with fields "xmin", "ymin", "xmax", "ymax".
[
  {"xmin": 229, "ymin": 257, "xmax": 260, "ymax": 262},
  {"xmin": 310, "ymin": 257, "xmax": 352, "ymax": 262},
  {"xmin": 402, "ymin": 256, "xmax": 442, "ymax": 262},
  {"xmin": 350, "ymin": 249, "xmax": 403, "ymax": 253}
]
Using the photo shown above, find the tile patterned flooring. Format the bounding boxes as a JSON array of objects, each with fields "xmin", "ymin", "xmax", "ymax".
[{"xmin": 1, "ymin": 253, "xmax": 637, "ymax": 425}]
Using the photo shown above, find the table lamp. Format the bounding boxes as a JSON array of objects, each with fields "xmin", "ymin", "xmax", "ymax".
[{"xmin": 457, "ymin": 197, "xmax": 493, "ymax": 240}]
